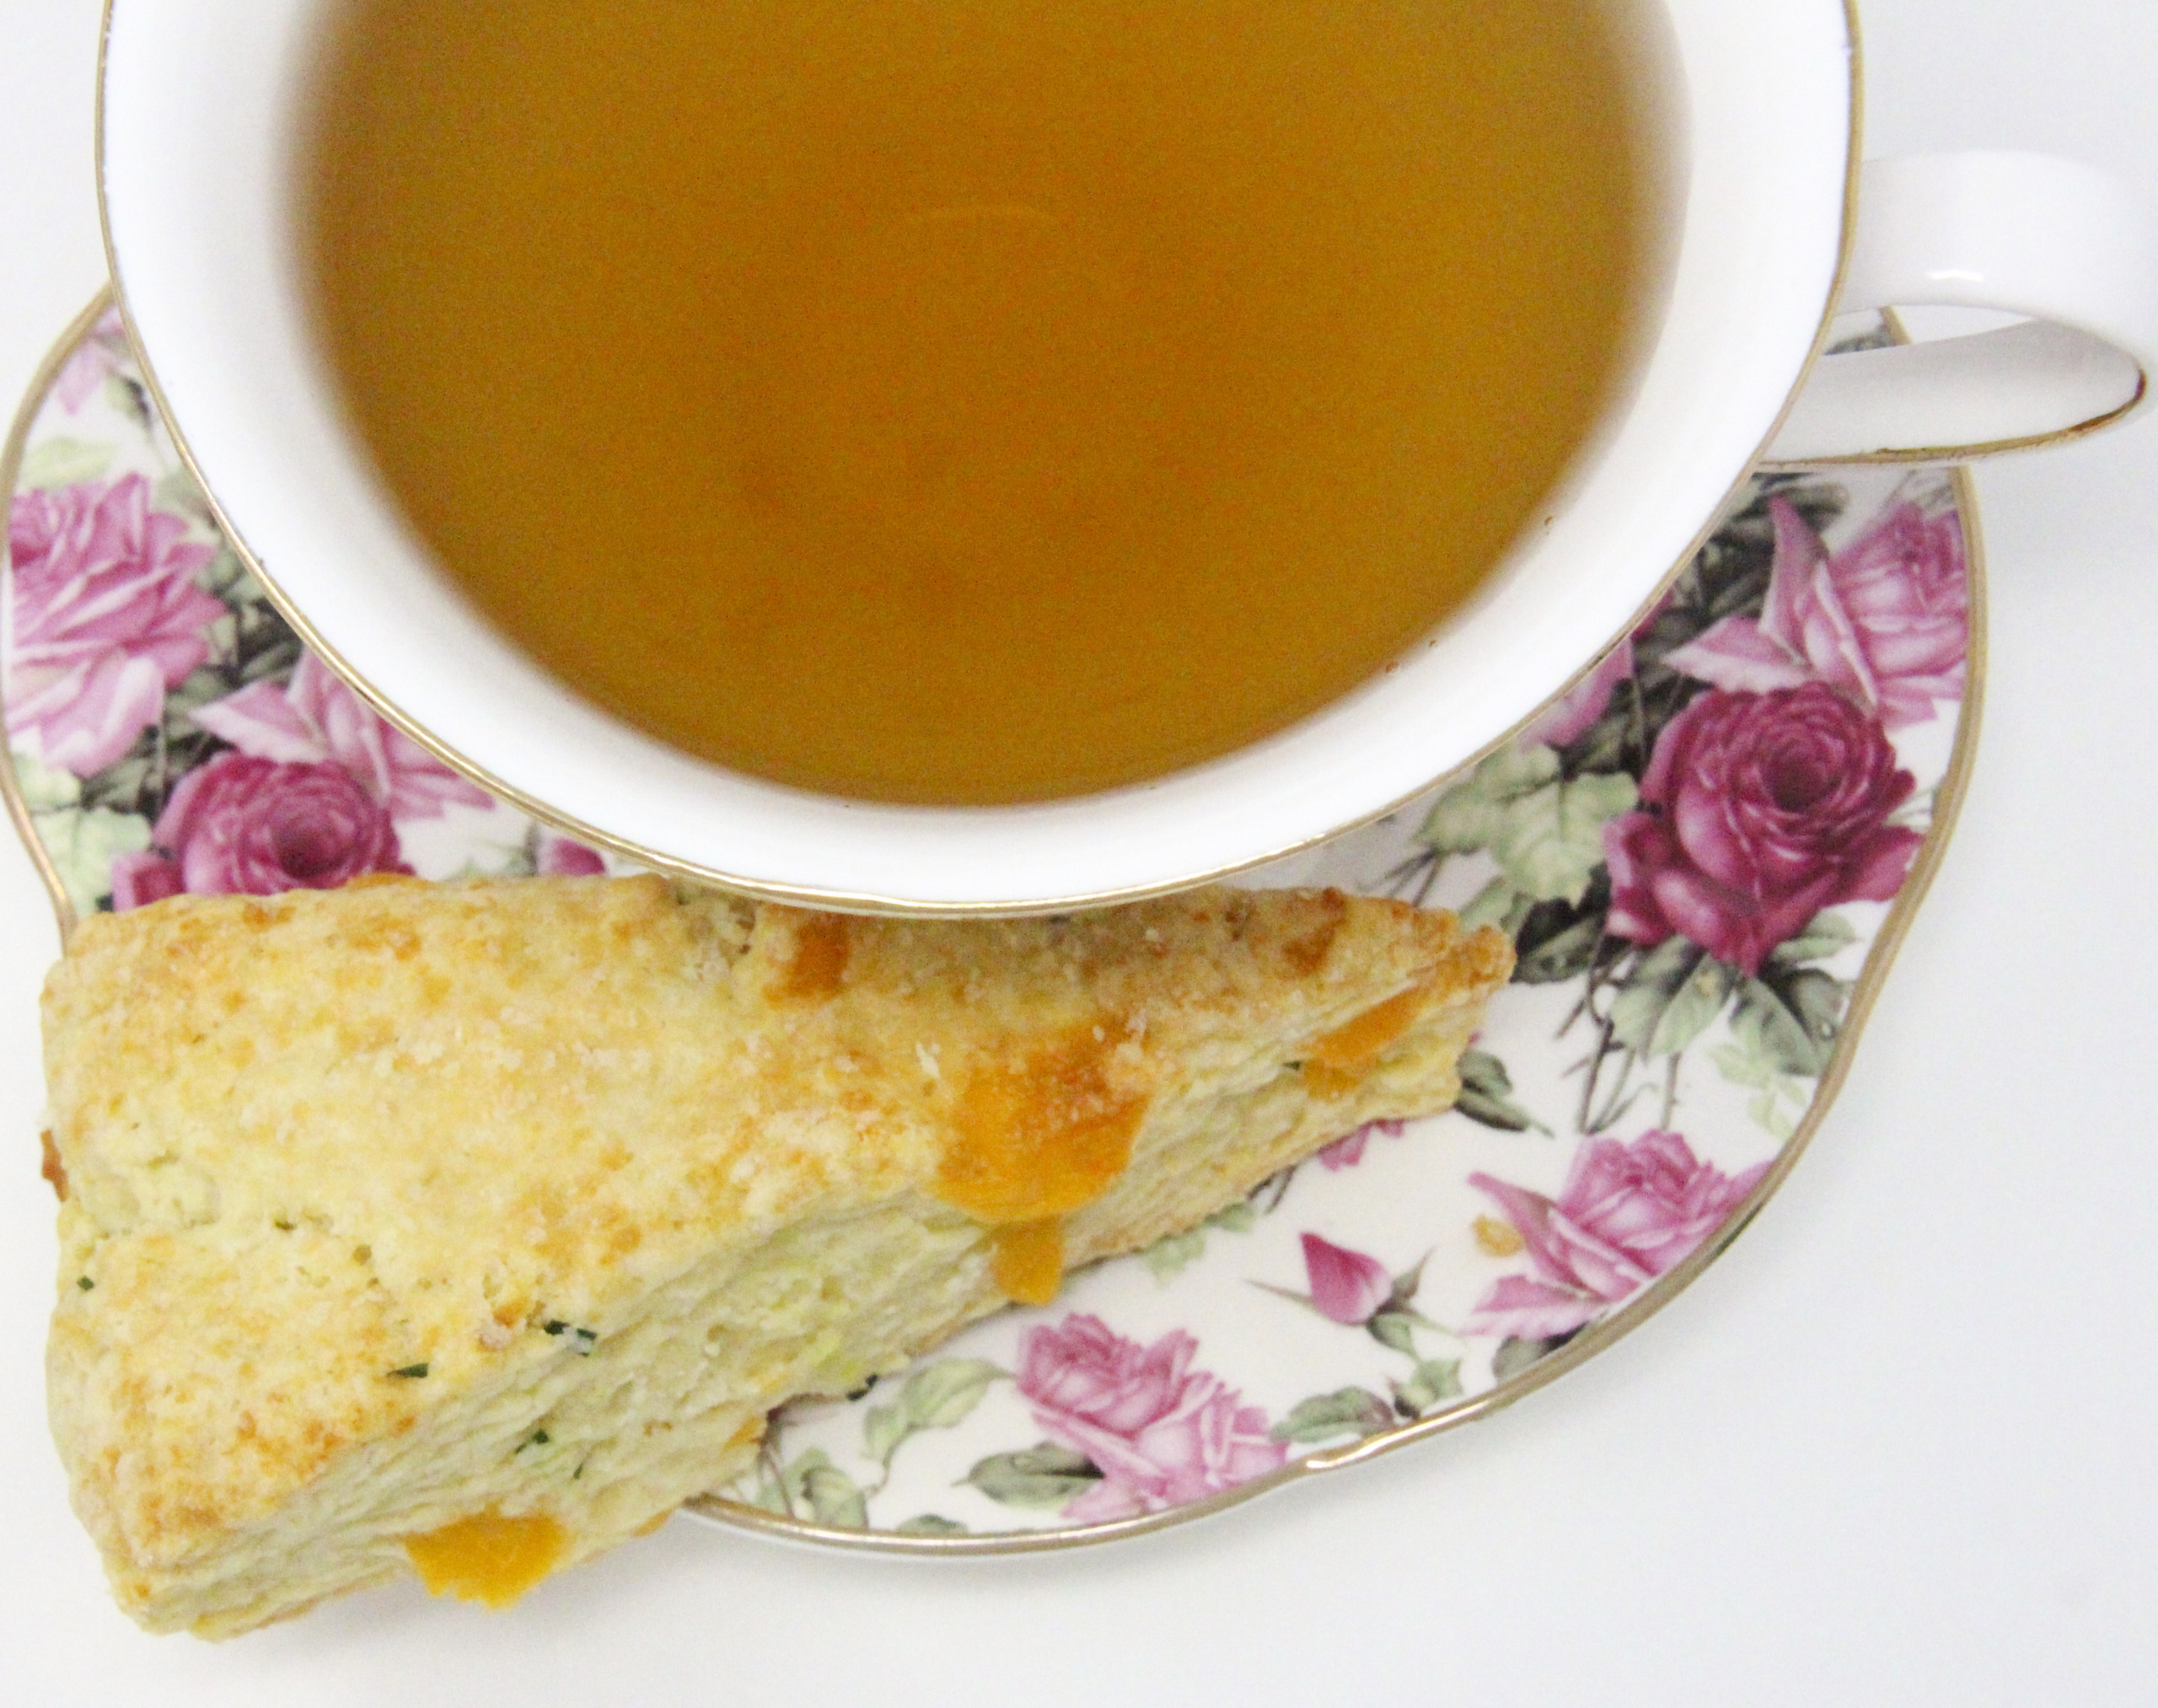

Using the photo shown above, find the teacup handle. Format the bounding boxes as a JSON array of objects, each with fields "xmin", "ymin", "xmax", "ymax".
[{"xmin": 1763, "ymin": 151, "xmax": 2158, "ymax": 464}]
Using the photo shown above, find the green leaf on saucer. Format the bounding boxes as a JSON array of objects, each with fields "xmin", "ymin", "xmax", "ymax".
[
  {"xmin": 862, "ymin": 1403, "xmax": 912, "ymax": 1469},
  {"xmin": 1491, "ymin": 1335, "xmax": 1574, "ymax": 1383},
  {"xmin": 1558, "ymin": 682, "xmax": 1641, "ymax": 776},
  {"xmin": 781, "ymin": 1449, "xmax": 867, "ymax": 1528},
  {"xmin": 1391, "ymin": 1358, "xmax": 1463, "ymax": 1415},
  {"xmin": 1731, "ymin": 966, "xmax": 1849, "ymax": 1080},
  {"xmin": 894, "ymin": 1514, "xmax": 969, "ymax": 1536},
  {"xmin": 799, "ymin": 1463, "xmax": 868, "ymax": 1528},
  {"xmin": 1453, "ymin": 1049, "xmax": 1542, "ymax": 1134},
  {"xmin": 105, "ymin": 373, "xmax": 153, "ymax": 432},
  {"xmin": 1765, "ymin": 911, "xmax": 1860, "ymax": 971},
  {"xmin": 1208, "ymin": 1200, "xmax": 1259, "ymax": 1236},
  {"xmin": 1513, "ymin": 911, "xmax": 1603, "ymax": 986},
  {"xmin": 964, "ymin": 1445, "xmax": 1103, "ymax": 1508},
  {"xmin": 195, "ymin": 541, "xmax": 268, "ymax": 610},
  {"xmin": 9, "ymin": 748, "xmax": 80, "ymax": 814},
  {"xmin": 1144, "ymin": 1198, "xmax": 1259, "ymax": 1281},
  {"xmin": 746, "ymin": 1464, "xmax": 791, "ymax": 1517},
  {"xmin": 1269, "ymin": 1388, "xmax": 1395, "ymax": 1445},
  {"xmin": 76, "ymin": 750, "xmax": 160, "ymax": 819},
  {"xmin": 1457, "ymin": 874, "xmax": 1533, "ymax": 937},
  {"xmin": 1709, "ymin": 1039, "xmax": 1810, "ymax": 1142},
  {"xmin": 32, "ymin": 803, "xmax": 152, "ymax": 918},
  {"xmin": 1142, "ymin": 1226, "xmax": 1205, "ymax": 1281},
  {"xmin": 900, "ymin": 1357, "xmax": 1004, "ymax": 1431},
  {"xmin": 234, "ymin": 619, "xmax": 302, "ymax": 685},
  {"xmin": 1422, "ymin": 746, "xmax": 1555, "ymax": 855},
  {"xmin": 1609, "ymin": 939, "xmax": 1738, "ymax": 1060},
  {"xmin": 1510, "ymin": 882, "xmax": 1611, "ymax": 986},
  {"xmin": 167, "ymin": 664, "xmax": 235, "ymax": 721},
  {"xmin": 153, "ymin": 467, "xmax": 216, "ymax": 528},
  {"xmin": 1368, "ymin": 1311, "xmax": 1419, "ymax": 1356},
  {"xmin": 1494, "ymin": 769, "xmax": 1636, "ymax": 905},
  {"xmin": 1421, "ymin": 745, "xmax": 1636, "ymax": 905},
  {"xmin": 20, "ymin": 436, "xmax": 114, "ymax": 490}
]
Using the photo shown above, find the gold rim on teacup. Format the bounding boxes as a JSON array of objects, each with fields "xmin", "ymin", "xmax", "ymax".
[{"xmin": 89, "ymin": 0, "xmax": 2141, "ymax": 916}]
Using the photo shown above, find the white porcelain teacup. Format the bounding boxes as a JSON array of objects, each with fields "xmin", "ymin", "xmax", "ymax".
[{"xmin": 97, "ymin": 0, "xmax": 2158, "ymax": 915}]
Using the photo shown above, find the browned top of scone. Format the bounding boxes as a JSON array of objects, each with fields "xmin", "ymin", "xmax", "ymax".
[{"xmin": 42, "ymin": 877, "xmax": 1508, "ymax": 1576}]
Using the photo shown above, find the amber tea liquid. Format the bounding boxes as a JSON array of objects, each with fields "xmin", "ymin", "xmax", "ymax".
[{"xmin": 301, "ymin": 0, "xmax": 1654, "ymax": 803}]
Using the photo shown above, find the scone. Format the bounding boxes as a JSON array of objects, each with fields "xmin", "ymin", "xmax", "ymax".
[{"xmin": 41, "ymin": 877, "xmax": 1511, "ymax": 1636}]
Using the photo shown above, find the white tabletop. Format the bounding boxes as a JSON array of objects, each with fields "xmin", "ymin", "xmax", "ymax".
[{"xmin": 5, "ymin": 3, "xmax": 2156, "ymax": 1702}]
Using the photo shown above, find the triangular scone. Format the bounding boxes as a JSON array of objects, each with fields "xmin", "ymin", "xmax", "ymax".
[{"xmin": 41, "ymin": 877, "xmax": 1511, "ymax": 1635}]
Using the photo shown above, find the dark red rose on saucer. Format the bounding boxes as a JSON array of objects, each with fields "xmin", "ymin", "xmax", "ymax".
[
  {"xmin": 537, "ymin": 834, "xmax": 607, "ymax": 877},
  {"xmin": 121, "ymin": 752, "xmax": 411, "ymax": 904},
  {"xmin": 1602, "ymin": 684, "xmax": 1921, "ymax": 975},
  {"xmin": 108, "ymin": 849, "xmax": 185, "ymax": 912}
]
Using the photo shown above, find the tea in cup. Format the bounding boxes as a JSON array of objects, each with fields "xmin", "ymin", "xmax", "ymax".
[{"xmin": 97, "ymin": 0, "xmax": 2156, "ymax": 910}]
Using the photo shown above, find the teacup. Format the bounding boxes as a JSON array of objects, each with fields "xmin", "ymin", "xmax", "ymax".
[{"xmin": 96, "ymin": 0, "xmax": 2158, "ymax": 914}]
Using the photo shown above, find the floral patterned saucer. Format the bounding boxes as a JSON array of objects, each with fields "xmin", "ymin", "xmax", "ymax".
[{"xmin": 3, "ymin": 295, "xmax": 1978, "ymax": 1550}]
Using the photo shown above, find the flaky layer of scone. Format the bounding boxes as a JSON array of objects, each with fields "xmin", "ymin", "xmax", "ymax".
[{"xmin": 41, "ymin": 877, "xmax": 1510, "ymax": 1635}]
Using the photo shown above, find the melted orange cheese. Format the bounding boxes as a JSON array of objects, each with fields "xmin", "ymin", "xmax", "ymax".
[
  {"xmin": 1302, "ymin": 986, "xmax": 1428, "ymax": 1098},
  {"xmin": 40, "ymin": 1130, "xmax": 67, "ymax": 1201},
  {"xmin": 405, "ymin": 1510, "xmax": 571, "ymax": 1609},
  {"xmin": 725, "ymin": 1416, "xmax": 767, "ymax": 1455},
  {"xmin": 777, "ymin": 910, "xmax": 852, "ymax": 999},
  {"xmin": 988, "ymin": 1217, "xmax": 1066, "ymax": 1306},
  {"xmin": 937, "ymin": 1023, "xmax": 1144, "ymax": 1224},
  {"xmin": 935, "ymin": 1021, "xmax": 1146, "ymax": 1302}
]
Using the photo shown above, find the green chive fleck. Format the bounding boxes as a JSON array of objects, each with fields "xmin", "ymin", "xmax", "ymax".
[
  {"xmin": 389, "ymin": 1362, "xmax": 429, "ymax": 1378},
  {"xmin": 544, "ymin": 1320, "xmax": 598, "ymax": 1352},
  {"xmin": 77, "ymin": 1276, "xmax": 94, "ymax": 1291}
]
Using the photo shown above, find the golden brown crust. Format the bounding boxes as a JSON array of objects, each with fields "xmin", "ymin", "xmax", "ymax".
[{"xmin": 41, "ymin": 878, "xmax": 1509, "ymax": 1630}]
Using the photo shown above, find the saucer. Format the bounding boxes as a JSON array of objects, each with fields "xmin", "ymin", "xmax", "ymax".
[{"xmin": 3, "ymin": 293, "xmax": 1980, "ymax": 1550}]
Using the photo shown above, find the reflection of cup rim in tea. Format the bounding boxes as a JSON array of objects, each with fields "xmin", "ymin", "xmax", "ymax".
[
  {"xmin": 291, "ymin": 1, "xmax": 1666, "ymax": 808},
  {"xmin": 96, "ymin": 0, "xmax": 2157, "ymax": 911}
]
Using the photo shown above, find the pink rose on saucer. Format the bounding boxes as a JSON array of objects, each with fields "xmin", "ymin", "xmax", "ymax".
[
  {"xmin": 538, "ymin": 834, "xmax": 607, "ymax": 876},
  {"xmin": 108, "ymin": 848, "xmax": 185, "ymax": 912},
  {"xmin": 1298, "ymin": 1234, "xmax": 1393, "ymax": 1326},
  {"xmin": 1317, "ymin": 1117, "xmax": 1406, "ymax": 1172},
  {"xmin": 190, "ymin": 653, "xmax": 489, "ymax": 820},
  {"xmin": 1524, "ymin": 639, "xmax": 1635, "ymax": 750},
  {"xmin": 1017, "ymin": 1314, "xmax": 1286, "ymax": 1523},
  {"xmin": 1603, "ymin": 683, "xmax": 1921, "ymax": 975},
  {"xmin": 1666, "ymin": 494, "xmax": 1967, "ymax": 730},
  {"xmin": 113, "ymin": 752, "xmax": 410, "ymax": 906},
  {"xmin": 5, "ymin": 473, "xmax": 223, "ymax": 776},
  {"xmin": 1467, "ymin": 1130, "xmax": 1769, "ymax": 1340},
  {"xmin": 53, "ymin": 308, "xmax": 132, "ymax": 415}
]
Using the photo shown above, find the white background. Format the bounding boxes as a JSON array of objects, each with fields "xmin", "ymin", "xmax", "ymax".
[{"xmin": 4, "ymin": 2, "xmax": 2155, "ymax": 1701}]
